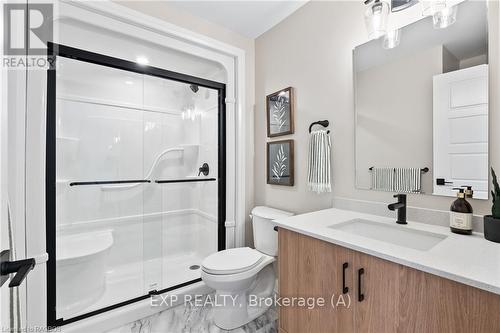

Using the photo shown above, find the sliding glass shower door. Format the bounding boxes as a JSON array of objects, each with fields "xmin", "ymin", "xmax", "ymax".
[{"xmin": 47, "ymin": 44, "xmax": 225, "ymax": 325}]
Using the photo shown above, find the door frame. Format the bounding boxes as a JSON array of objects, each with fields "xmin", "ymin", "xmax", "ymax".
[{"xmin": 46, "ymin": 42, "xmax": 227, "ymax": 326}]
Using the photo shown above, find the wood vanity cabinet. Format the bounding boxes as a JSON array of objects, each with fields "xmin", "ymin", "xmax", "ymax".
[{"xmin": 278, "ymin": 228, "xmax": 500, "ymax": 333}]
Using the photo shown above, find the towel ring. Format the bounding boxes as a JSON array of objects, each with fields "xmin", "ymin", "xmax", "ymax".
[{"xmin": 309, "ymin": 120, "xmax": 330, "ymax": 134}]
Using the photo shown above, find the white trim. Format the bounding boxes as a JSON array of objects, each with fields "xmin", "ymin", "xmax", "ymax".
[
  {"xmin": 64, "ymin": 0, "xmax": 246, "ymax": 59},
  {"xmin": 24, "ymin": 0, "xmax": 247, "ymax": 329}
]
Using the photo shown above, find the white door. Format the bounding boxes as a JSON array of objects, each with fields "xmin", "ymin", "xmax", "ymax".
[{"xmin": 433, "ymin": 64, "xmax": 489, "ymax": 199}]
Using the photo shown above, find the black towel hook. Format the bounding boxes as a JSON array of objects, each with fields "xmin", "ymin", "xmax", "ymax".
[{"xmin": 309, "ymin": 120, "xmax": 330, "ymax": 134}]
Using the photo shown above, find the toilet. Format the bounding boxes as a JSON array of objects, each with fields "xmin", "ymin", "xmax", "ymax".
[{"xmin": 201, "ymin": 206, "xmax": 293, "ymax": 330}]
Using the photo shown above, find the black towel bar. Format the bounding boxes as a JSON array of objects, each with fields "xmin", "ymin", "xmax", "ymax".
[
  {"xmin": 69, "ymin": 180, "xmax": 150, "ymax": 186},
  {"xmin": 368, "ymin": 167, "xmax": 429, "ymax": 173},
  {"xmin": 155, "ymin": 178, "xmax": 216, "ymax": 184}
]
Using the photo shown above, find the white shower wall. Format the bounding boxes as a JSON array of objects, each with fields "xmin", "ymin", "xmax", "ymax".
[{"xmin": 54, "ymin": 56, "xmax": 220, "ymax": 320}]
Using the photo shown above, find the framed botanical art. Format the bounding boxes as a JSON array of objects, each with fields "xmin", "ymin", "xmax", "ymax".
[
  {"xmin": 267, "ymin": 140, "xmax": 294, "ymax": 186},
  {"xmin": 266, "ymin": 87, "xmax": 294, "ymax": 137}
]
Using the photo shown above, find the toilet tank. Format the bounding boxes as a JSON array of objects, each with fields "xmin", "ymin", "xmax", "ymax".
[{"xmin": 251, "ymin": 206, "xmax": 294, "ymax": 256}]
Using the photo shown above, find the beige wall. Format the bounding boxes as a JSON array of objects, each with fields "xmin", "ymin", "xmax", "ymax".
[
  {"xmin": 255, "ymin": 2, "xmax": 499, "ymax": 226},
  {"xmin": 114, "ymin": 1, "xmax": 257, "ymax": 240}
]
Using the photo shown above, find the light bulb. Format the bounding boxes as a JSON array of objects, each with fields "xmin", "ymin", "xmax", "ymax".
[
  {"xmin": 364, "ymin": 1, "xmax": 390, "ymax": 39},
  {"xmin": 421, "ymin": 0, "xmax": 446, "ymax": 16},
  {"xmin": 383, "ymin": 29, "xmax": 401, "ymax": 49},
  {"xmin": 432, "ymin": 5, "xmax": 457, "ymax": 29}
]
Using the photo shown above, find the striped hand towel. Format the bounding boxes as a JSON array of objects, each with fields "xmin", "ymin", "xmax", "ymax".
[
  {"xmin": 371, "ymin": 167, "xmax": 394, "ymax": 192},
  {"xmin": 394, "ymin": 168, "xmax": 422, "ymax": 193},
  {"xmin": 307, "ymin": 129, "xmax": 332, "ymax": 193},
  {"xmin": 370, "ymin": 167, "xmax": 422, "ymax": 193}
]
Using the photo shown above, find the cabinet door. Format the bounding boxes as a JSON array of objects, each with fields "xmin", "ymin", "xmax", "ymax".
[
  {"xmin": 278, "ymin": 229, "xmax": 355, "ymax": 333},
  {"xmin": 355, "ymin": 251, "xmax": 500, "ymax": 333},
  {"xmin": 354, "ymin": 251, "xmax": 400, "ymax": 333},
  {"xmin": 398, "ymin": 265, "xmax": 500, "ymax": 332}
]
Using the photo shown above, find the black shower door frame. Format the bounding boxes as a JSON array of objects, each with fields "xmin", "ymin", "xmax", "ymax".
[{"xmin": 45, "ymin": 42, "xmax": 226, "ymax": 327}]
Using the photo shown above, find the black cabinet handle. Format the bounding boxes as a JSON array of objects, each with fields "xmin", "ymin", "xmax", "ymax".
[
  {"xmin": 436, "ymin": 178, "xmax": 453, "ymax": 186},
  {"xmin": 342, "ymin": 262, "xmax": 349, "ymax": 294},
  {"xmin": 358, "ymin": 268, "xmax": 365, "ymax": 302}
]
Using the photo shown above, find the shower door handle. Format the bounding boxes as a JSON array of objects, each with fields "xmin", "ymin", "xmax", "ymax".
[
  {"xmin": 1, "ymin": 250, "xmax": 35, "ymax": 288},
  {"xmin": 0, "ymin": 250, "xmax": 48, "ymax": 288}
]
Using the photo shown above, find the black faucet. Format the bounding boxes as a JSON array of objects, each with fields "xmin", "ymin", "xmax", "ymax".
[{"xmin": 388, "ymin": 194, "xmax": 407, "ymax": 225}]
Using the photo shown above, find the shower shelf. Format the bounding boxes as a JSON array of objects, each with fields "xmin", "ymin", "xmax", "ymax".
[{"xmin": 155, "ymin": 178, "xmax": 216, "ymax": 184}]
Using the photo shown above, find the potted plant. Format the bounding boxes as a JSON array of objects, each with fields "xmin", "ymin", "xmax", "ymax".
[{"xmin": 484, "ymin": 167, "xmax": 500, "ymax": 243}]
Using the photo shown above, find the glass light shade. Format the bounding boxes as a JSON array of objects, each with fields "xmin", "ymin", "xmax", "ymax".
[
  {"xmin": 432, "ymin": 5, "xmax": 457, "ymax": 29},
  {"xmin": 365, "ymin": 1, "xmax": 390, "ymax": 39},
  {"xmin": 421, "ymin": 0, "xmax": 446, "ymax": 16},
  {"xmin": 383, "ymin": 29, "xmax": 401, "ymax": 49}
]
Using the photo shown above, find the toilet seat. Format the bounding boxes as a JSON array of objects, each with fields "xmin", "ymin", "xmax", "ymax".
[{"xmin": 202, "ymin": 247, "xmax": 264, "ymax": 275}]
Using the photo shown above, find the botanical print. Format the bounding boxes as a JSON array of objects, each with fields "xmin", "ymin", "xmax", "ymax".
[
  {"xmin": 272, "ymin": 145, "xmax": 287, "ymax": 180},
  {"xmin": 267, "ymin": 140, "xmax": 294, "ymax": 186},
  {"xmin": 267, "ymin": 87, "xmax": 294, "ymax": 137},
  {"xmin": 272, "ymin": 96, "xmax": 287, "ymax": 132}
]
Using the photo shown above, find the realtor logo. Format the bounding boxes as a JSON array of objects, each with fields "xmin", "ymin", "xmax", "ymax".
[{"xmin": 3, "ymin": 3, "xmax": 53, "ymax": 55}]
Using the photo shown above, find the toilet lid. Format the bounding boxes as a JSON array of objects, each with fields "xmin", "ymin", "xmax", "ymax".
[{"xmin": 202, "ymin": 247, "xmax": 263, "ymax": 275}]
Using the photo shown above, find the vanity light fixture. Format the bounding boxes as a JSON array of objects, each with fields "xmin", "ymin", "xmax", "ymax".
[
  {"xmin": 431, "ymin": 4, "xmax": 457, "ymax": 29},
  {"xmin": 383, "ymin": 29, "xmax": 401, "ymax": 49},
  {"xmin": 364, "ymin": 0, "xmax": 458, "ymax": 49},
  {"xmin": 420, "ymin": 0, "xmax": 445, "ymax": 15},
  {"xmin": 391, "ymin": 0, "xmax": 418, "ymax": 12},
  {"xmin": 364, "ymin": 0, "xmax": 390, "ymax": 39},
  {"xmin": 421, "ymin": 0, "xmax": 457, "ymax": 29}
]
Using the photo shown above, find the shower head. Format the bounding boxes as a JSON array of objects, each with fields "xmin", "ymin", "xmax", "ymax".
[{"xmin": 189, "ymin": 84, "xmax": 199, "ymax": 93}]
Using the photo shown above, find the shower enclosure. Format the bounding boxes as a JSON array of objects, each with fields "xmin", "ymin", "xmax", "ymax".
[{"xmin": 46, "ymin": 43, "xmax": 226, "ymax": 325}]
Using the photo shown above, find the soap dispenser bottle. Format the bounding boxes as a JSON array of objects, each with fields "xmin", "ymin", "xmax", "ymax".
[{"xmin": 450, "ymin": 188, "xmax": 473, "ymax": 235}]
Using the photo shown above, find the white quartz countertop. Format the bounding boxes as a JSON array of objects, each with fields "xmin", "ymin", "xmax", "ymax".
[{"xmin": 273, "ymin": 208, "xmax": 500, "ymax": 295}]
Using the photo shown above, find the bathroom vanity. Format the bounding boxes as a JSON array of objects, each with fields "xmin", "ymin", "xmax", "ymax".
[{"xmin": 274, "ymin": 208, "xmax": 500, "ymax": 333}]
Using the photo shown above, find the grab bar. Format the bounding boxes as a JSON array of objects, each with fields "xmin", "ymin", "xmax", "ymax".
[
  {"xmin": 155, "ymin": 178, "xmax": 216, "ymax": 184},
  {"xmin": 100, "ymin": 147, "xmax": 185, "ymax": 191},
  {"xmin": 69, "ymin": 180, "xmax": 151, "ymax": 186}
]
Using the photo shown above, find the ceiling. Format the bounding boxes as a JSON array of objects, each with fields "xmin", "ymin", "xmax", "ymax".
[{"xmin": 167, "ymin": 1, "xmax": 309, "ymax": 38}]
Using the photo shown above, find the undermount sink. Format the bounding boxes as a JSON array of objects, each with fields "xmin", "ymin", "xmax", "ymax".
[{"xmin": 329, "ymin": 219, "xmax": 447, "ymax": 251}]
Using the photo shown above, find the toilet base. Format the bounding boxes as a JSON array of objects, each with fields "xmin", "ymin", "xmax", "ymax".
[{"xmin": 210, "ymin": 265, "xmax": 275, "ymax": 330}]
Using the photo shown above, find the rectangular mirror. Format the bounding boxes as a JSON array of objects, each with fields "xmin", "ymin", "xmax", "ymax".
[{"xmin": 354, "ymin": 0, "xmax": 489, "ymax": 199}]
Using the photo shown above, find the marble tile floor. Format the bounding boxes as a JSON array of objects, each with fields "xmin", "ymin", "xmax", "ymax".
[{"xmin": 106, "ymin": 294, "xmax": 277, "ymax": 333}]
